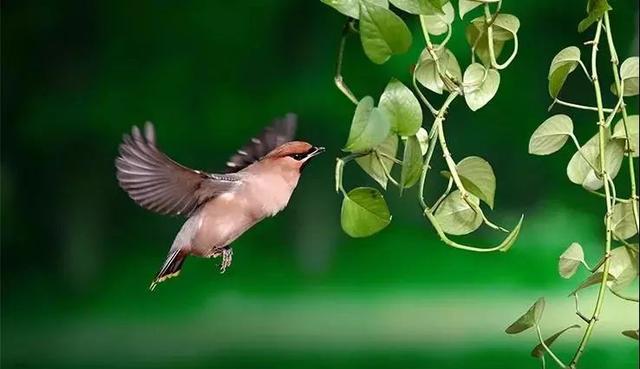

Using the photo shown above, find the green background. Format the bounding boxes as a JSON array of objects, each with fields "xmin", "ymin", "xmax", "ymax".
[{"xmin": 2, "ymin": 1, "xmax": 639, "ymax": 368}]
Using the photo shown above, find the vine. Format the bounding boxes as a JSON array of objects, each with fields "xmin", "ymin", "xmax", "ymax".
[
  {"xmin": 323, "ymin": 0, "xmax": 524, "ymax": 252},
  {"xmin": 507, "ymin": 1, "xmax": 639, "ymax": 368}
]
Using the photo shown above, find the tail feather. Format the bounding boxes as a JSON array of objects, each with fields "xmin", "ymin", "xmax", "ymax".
[{"xmin": 150, "ymin": 250, "xmax": 186, "ymax": 291}]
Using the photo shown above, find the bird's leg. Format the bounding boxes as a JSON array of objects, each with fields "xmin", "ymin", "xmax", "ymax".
[{"xmin": 220, "ymin": 246, "xmax": 233, "ymax": 273}]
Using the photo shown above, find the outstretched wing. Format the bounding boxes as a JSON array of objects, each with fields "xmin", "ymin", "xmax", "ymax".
[
  {"xmin": 224, "ymin": 113, "xmax": 297, "ymax": 173},
  {"xmin": 116, "ymin": 123, "xmax": 240, "ymax": 217}
]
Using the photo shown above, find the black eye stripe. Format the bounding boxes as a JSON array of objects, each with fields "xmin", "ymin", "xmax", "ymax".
[{"xmin": 288, "ymin": 147, "xmax": 316, "ymax": 161}]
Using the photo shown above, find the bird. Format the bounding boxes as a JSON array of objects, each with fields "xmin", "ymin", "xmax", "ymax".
[{"xmin": 114, "ymin": 114, "xmax": 324, "ymax": 290}]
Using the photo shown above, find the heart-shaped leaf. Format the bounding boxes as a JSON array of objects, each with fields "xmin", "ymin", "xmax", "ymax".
[
  {"xmin": 529, "ymin": 115, "xmax": 574, "ymax": 155},
  {"xmin": 321, "ymin": 0, "xmax": 388, "ymax": 19},
  {"xmin": 611, "ymin": 57, "xmax": 639, "ymax": 96},
  {"xmin": 465, "ymin": 17, "xmax": 505, "ymax": 66},
  {"xmin": 359, "ymin": 0, "xmax": 412, "ymax": 64},
  {"xmin": 434, "ymin": 190, "xmax": 483, "ymax": 235},
  {"xmin": 415, "ymin": 47, "xmax": 462, "ymax": 94},
  {"xmin": 442, "ymin": 156, "xmax": 496, "ymax": 209},
  {"xmin": 379, "ymin": 78, "xmax": 423, "ymax": 136},
  {"xmin": 569, "ymin": 272, "xmax": 616, "ymax": 296},
  {"xmin": 491, "ymin": 14, "xmax": 520, "ymax": 40},
  {"xmin": 531, "ymin": 325, "xmax": 581, "ymax": 358},
  {"xmin": 566, "ymin": 132, "xmax": 623, "ymax": 191},
  {"xmin": 578, "ymin": 0, "xmax": 612, "ymax": 33},
  {"xmin": 505, "ymin": 297, "xmax": 545, "ymax": 334},
  {"xmin": 458, "ymin": 0, "xmax": 484, "ymax": 19},
  {"xmin": 356, "ymin": 134, "xmax": 399, "ymax": 189},
  {"xmin": 415, "ymin": 127, "xmax": 429, "ymax": 155},
  {"xmin": 400, "ymin": 135, "xmax": 424, "ymax": 190},
  {"xmin": 602, "ymin": 246, "xmax": 639, "ymax": 292},
  {"xmin": 341, "ymin": 187, "xmax": 392, "ymax": 237},
  {"xmin": 611, "ymin": 201, "xmax": 639, "ymax": 241},
  {"xmin": 463, "ymin": 63, "xmax": 500, "ymax": 111},
  {"xmin": 344, "ymin": 96, "xmax": 391, "ymax": 153},
  {"xmin": 548, "ymin": 47, "xmax": 581, "ymax": 98},
  {"xmin": 419, "ymin": 2, "xmax": 454, "ymax": 36},
  {"xmin": 612, "ymin": 115, "xmax": 639, "ymax": 157},
  {"xmin": 465, "ymin": 14, "xmax": 518, "ymax": 66},
  {"xmin": 559, "ymin": 242, "xmax": 585, "ymax": 279}
]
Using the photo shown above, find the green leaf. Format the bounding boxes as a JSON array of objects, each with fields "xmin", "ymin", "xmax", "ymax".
[
  {"xmin": 611, "ymin": 201, "xmax": 640, "ymax": 241},
  {"xmin": 415, "ymin": 47, "xmax": 462, "ymax": 94},
  {"xmin": 602, "ymin": 138, "xmax": 626, "ymax": 182},
  {"xmin": 569, "ymin": 272, "xmax": 616, "ymax": 296},
  {"xmin": 463, "ymin": 63, "xmax": 500, "ymax": 111},
  {"xmin": 400, "ymin": 135, "xmax": 423, "ymax": 190},
  {"xmin": 344, "ymin": 96, "xmax": 391, "ymax": 153},
  {"xmin": 578, "ymin": 0, "xmax": 611, "ymax": 33},
  {"xmin": 611, "ymin": 57, "xmax": 639, "ymax": 97},
  {"xmin": 622, "ymin": 330, "xmax": 640, "ymax": 340},
  {"xmin": 497, "ymin": 215, "xmax": 524, "ymax": 252},
  {"xmin": 434, "ymin": 190, "xmax": 482, "ymax": 235},
  {"xmin": 465, "ymin": 14, "xmax": 518, "ymax": 66},
  {"xmin": 491, "ymin": 14, "xmax": 520, "ymax": 40},
  {"xmin": 356, "ymin": 134, "xmax": 399, "ymax": 189},
  {"xmin": 458, "ymin": 0, "xmax": 482, "ymax": 19},
  {"xmin": 389, "ymin": 0, "xmax": 444, "ymax": 15},
  {"xmin": 505, "ymin": 297, "xmax": 545, "ymax": 335},
  {"xmin": 419, "ymin": 2, "xmax": 454, "ymax": 36},
  {"xmin": 442, "ymin": 156, "xmax": 496, "ymax": 209},
  {"xmin": 359, "ymin": 0, "xmax": 412, "ymax": 64},
  {"xmin": 531, "ymin": 325, "xmax": 580, "ymax": 358},
  {"xmin": 559, "ymin": 242, "xmax": 585, "ymax": 279},
  {"xmin": 612, "ymin": 115, "xmax": 639, "ymax": 157},
  {"xmin": 341, "ymin": 187, "xmax": 392, "ymax": 237},
  {"xmin": 321, "ymin": 0, "xmax": 388, "ymax": 19},
  {"xmin": 566, "ymin": 131, "xmax": 623, "ymax": 191},
  {"xmin": 603, "ymin": 246, "xmax": 639, "ymax": 292},
  {"xmin": 379, "ymin": 78, "xmax": 423, "ymax": 136},
  {"xmin": 619, "ymin": 57, "xmax": 639, "ymax": 96},
  {"xmin": 548, "ymin": 46, "xmax": 581, "ymax": 98},
  {"xmin": 529, "ymin": 114, "xmax": 574, "ymax": 155},
  {"xmin": 415, "ymin": 127, "xmax": 429, "ymax": 155}
]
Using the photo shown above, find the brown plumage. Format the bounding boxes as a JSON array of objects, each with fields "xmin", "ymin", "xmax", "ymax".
[{"xmin": 115, "ymin": 114, "xmax": 324, "ymax": 290}]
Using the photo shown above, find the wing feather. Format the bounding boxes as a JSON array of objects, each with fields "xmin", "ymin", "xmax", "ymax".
[
  {"xmin": 115, "ymin": 122, "xmax": 240, "ymax": 217},
  {"xmin": 224, "ymin": 113, "xmax": 297, "ymax": 173}
]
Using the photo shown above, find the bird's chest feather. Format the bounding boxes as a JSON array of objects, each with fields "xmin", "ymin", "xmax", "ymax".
[
  {"xmin": 242, "ymin": 173, "xmax": 296, "ymax": 217},
  {"xmin": 190, "ymin": 175, "xmax": 296, "ymax": 254}
]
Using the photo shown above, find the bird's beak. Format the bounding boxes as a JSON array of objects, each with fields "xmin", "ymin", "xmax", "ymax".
[{"xmin": 307, "ymin": 146, "xmax": 325, "ymax": 160}]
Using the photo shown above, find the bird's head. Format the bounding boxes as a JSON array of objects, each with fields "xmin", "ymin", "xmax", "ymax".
[{"xmin": 262, "ymin": 141, "xmax": 325, "ymax": 173}]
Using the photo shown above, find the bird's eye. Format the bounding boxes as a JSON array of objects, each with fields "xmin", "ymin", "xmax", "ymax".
[{"xmin": 290, "ymin": 153, "xmax": 306, "ymax": 161}]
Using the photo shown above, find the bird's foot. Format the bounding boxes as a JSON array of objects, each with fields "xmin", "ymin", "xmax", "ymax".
[{"xmin": 220, "ymin": 247, "xmax": 233, "ymax": 273}]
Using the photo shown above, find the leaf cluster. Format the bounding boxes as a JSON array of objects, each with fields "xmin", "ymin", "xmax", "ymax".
[{"xmin": 324, "ymin": 0, "xmax": 524, "ymax": 253}]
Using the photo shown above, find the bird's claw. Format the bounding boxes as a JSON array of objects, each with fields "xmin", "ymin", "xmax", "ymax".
[{"xmin": 220, "ymin": 247, "xmax": 233, "ymax": 273}]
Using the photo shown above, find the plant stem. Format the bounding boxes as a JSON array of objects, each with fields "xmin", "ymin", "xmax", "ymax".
[
  {"xmin": 418, "ymin": 92, "xmax": 459, "ymax": 209},
  {"xmin": 334, "ymin": 20, "xmax": 358, "ymax": 105},
  {"xmin": 412, "ymin": 66, "xmax": 438, "ymax": 116},
  {"xmin": 603, "ymin": 12, "xmax": 639, "ymax": 234},
  {"xmin": 536, "ymin": 325, "xmax": 567, "ymax": 368},
  {"xmin": 335, "ymin": 153, "xmax": 365, "ymax": 196},
  {"xmin": 550, "ymin": 99, "xmax": 614, "ymax": 113},
  {"xmin": 569, "ymin": 18, "xmax": 613, "ymax": 369},
  {"xmin": 484, "ymin": 3, "xmax": 517, "ymax": 70}
]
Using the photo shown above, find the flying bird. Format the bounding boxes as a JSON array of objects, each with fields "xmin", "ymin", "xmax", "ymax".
[{"xmin": 115, "ymin": 114, "xmax": 324, "ymax": 290}]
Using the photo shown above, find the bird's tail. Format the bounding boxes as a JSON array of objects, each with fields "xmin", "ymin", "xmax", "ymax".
[{"xmin": 149, "ymin": 249, "xmax": 186, "ymax": 291}]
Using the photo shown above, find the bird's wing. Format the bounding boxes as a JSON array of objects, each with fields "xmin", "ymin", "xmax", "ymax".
[
  {"xmin": 224, "ymin": 113, "xmax": 297, "ymax": 173},
  {"xmin": 116, "ymin": 123, "xmax": 240, "ymax": 217}
]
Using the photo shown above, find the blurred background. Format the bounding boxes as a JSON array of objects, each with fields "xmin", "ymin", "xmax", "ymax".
[{"xmin": 2, "ymin": 1, "xmax": 639, "ymax": 368}]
